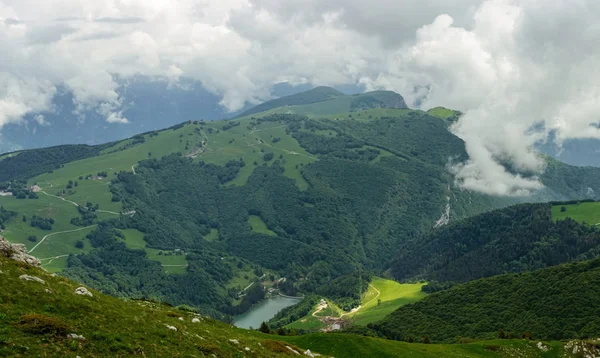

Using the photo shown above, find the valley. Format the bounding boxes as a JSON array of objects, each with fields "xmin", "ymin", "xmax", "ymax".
[{"xmin": 2, "ymin": 87, "xmax": 600, "ymax": 357}]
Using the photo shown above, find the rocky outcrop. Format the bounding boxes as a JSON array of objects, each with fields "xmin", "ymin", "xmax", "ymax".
[
  {"xmin": 19, "ymin": 275, "xmax": 46, "ymax": 284},
  {"xmin": 75, "ymin": 287, "xmax": 93, "ymax": 297},
  {"xmin": 0, "ymin": 235, "xmax": 41, "ymax": 267}
]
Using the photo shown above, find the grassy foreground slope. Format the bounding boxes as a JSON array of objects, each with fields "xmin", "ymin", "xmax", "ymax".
[
  {"xmin": 0, "ymin": 254, "xmax": 317, "ymax": 357},
  {"xmin": 2, "ymin": 253, "xmax": 589, "ymax": 358},
  {"xmin": 373, "ymin": 258, "xmax": 600, "ymax": 343}
]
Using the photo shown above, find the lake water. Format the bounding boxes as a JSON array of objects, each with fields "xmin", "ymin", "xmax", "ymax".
[{"xmin": 233, "ymin": 296, "xmax": 301, "ymax": 329}]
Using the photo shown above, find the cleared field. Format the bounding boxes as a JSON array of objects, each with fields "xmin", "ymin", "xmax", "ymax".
[
  {"xmin": 203, "ymin": 228, "xmax": 219, "ymax": 241},
  {"xmin": 199, "ymin": 119, "xmax": 315, "ymax": 189},
  {"xmin": 0, "ymin": 195, "xmax": 82, "ymax": 246},
  {"xmin": 31, "ymin": 123, "xmax": 205, "ymax": 212},
  {"xmin": 248, "ymin": 215, "xmax": 276, "ymax": 236},
  {"xmin": 552, "ymin": 202, "xmax": 600, "ymax": 224},
  {"xmin": 427, "ymin": 107, "xmax": 459, "ymax": 119},
  {"xmin": 347, "ymin": 278, "xmax": 427, "ymax": 325},
  {"xmin": 120, "ymin": 228, "xmax": 188, "ymax": 274},
  {"xmin": 285, "ymin": 315, "xmax": 325, "ymax": 331}
]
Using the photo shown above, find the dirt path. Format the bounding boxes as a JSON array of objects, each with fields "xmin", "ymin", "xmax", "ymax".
[
  {"xmin": 312, "ymin": 301, "xmax": 328, "ymax": 317},
  {"xmin": 40, "ymin": 191, "xmax": 79, "ymax": 207},
  {"xmin": 131, "ymin": 163, "xmax": 138, "ymax": 175},
  {"xmin": 341, "ymin": 284, "xmax": 381, "ymax": 318},
  {"xmin": 313, "ymin": 284, "xmax": 381, "ymax": 320},
  {"xmin": 29, "ymin": 225, "xmax": 98, "ymax": 253},
  {"xmin": 41, "ymin": 190, "xmax": 121, "ymax": 216},
  {"xmin": 39, "ymin": 254, "xmax": 70, "ymax": 266}
]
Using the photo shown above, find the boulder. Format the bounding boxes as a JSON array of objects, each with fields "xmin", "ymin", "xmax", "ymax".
[
  {"xmin": 229, "ymin": 339, "xmax": 239, "ymax": 345},
  {"xmin": 0, "ymin": 236, "xmax": 41, "ymax": 267},
  {"xmin": 166, "ymin": 325, "xmax": 177, "ymax": 331},
  {"xmin": 305, "ymin": 349, "xmax": 315, "ymax": 357},
  {"xmin": 19, "ymin": 274, "xmax": 45, "ymax": 284},
  {"xmin": 192, "ymin": 318, "xmax": 200, "ymax": 323},
  {"xmin": 75, "ymin": 287, "xmax": 93, "ymax": 297},
  {"xmin": 68, "ymin": 333, "xmax": 86, "ymax": 340}
]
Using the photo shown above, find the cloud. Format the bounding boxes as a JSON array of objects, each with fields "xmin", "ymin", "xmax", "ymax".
[
  {"xmin": 94, "ymin": 17, "xmax": 145, "ymax": 24},
  {"xmin": 1, "ymin": 0, "xmax": 600, "ymax": 195}
]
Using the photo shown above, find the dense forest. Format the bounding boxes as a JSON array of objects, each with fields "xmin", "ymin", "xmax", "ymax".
[
  {"xmin": 370, "ymin": 259, "xmax": 600, "ymax": 342},
  {"xmin": 0, "ymin": 206, "xmax": 16, "ymax": 230},
  {"xmin": 0, "ymin": 144, "xmax": 111, "ymax": 182},
  {"xmin": 391, "ymin": 203, "xmax": 600, "ymax": 283}
]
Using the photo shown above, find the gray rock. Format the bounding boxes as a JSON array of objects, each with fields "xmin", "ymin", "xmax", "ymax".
[
  {"xmin": 305, "ymin": 349, "xmax": 315, "ymax": 357},
  {"xmin": 166, "ymin": 325, "xmax": 177, "ymax": 331},
  {"xmin": 68, "ymin": 333, "xmax": 86, "ymax": 340},
  {"xmin": 192, "ymin": 317, "xmax": 200, "ymax": 323},
  {"xmin": 0, "ymin": 236, "xmax": 41, "ymax": 267},
  {"xmin": 19, "ymin": 274, "xmax": 45, "ymax": 284},
  {"xmin": 75, "ymin": 287, "xmax": 93, "ymax": 297},
  {"xmin": 229, "ymin": 339, "xmax": 239, "ymax": 345}
]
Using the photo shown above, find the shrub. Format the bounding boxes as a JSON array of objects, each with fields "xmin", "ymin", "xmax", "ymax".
[{"xmin": 17, "ymin": 314, "xmax": 70, "ymax": 336}]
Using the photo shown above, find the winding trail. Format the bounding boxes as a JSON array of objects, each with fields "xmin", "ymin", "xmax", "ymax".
[
  {"xmin": 40, "ymin": 191, "xmax": 79, "ymax": 207},
  {"xmin": 40, "ymin": 190, "xmax": 121, "ymax": 216},
  {"xmin": 312, "ymin": 284, "xmax": 381, "ymax": 320},
  {"xmin": 341, "ymin": 284, "xmax": 381, "ymax": 318},
  {"xmin": 131, "ymin": 163, "xmax": 138, "ymax": 175},
  {"xmin": 29, "ymin": 225, "xmax": 98, "ymax": 253},
  {"xmin": 39, "ymin": 254, "xmax": 70, "ymax": 266}
]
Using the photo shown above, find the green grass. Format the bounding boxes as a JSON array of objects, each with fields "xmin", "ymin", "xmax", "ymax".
[
  {"xmin": 285, "ymin": 315, "xmax": 325, "ymax": 331},
  {"xmin": 279, "ymin": 334, "xmax": 568, "ymax": 358},
  {"xmin": 203, "ymin": 228, "xmax": 219, "ymax": 241},
  {"xmin": 314, "ymin": 300, "xmax": 344, "ymax": 318},
  {"xmin": 120, "ymin": 229, "xmax": 188, "ymax": 274},
  {"xmin": 31, "ymin": 123, "xmax": 206, "ymax": 213},
  {"xmin": 248, "ymin": 215, "xmax": 276, "ymax": 236},
  {"xmin": 552, "ymin": 202, "xmax": 600, "ymax": 224},
  {"xmin": 348, "ymin": 278, "xmax": 427, "ymax": 325},
  {"xmin": 0, "ymin": 151, "xmax": 19, "ymax": 162},
  {"xmin": 286, "ymin": 278, "xmax": 427, "ymax": 331},
  {"xmin": 199, "ymin": 119, "xmax": 315, "ymax": 189},
  {"xmin": 0, "ymin": 256, "xmax": 320, "ymax": 357},
  {"xmin": 0, "ymin": 256, "xmax": 589, "ymax": 358},
  {"xmin": 427, "ymin": 107, "xmax": 459, "ymax": 119}
]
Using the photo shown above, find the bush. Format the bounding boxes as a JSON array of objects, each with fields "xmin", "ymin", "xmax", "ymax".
[
  {"xmin": 17, "ymin": 314, "xmax": 70, "ymax": 336},
  {"xmin": 27, "ymin": 236, "xmax": 37, "ymax": 243}
]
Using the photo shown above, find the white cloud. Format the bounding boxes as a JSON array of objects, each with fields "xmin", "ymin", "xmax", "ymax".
[{"xmin": 1, "ymin": 0, "xmax": 600, "ymax": 195}]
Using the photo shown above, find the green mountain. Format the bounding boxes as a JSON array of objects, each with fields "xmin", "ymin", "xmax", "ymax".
[
  {"xmin": 390, "ymin": 202, "xmax": 600, "ymax": 284},
  {"xmin": 371, "ymin": 258, "xmax": 600, "ymax": 343},
  {"xmin": 236, "ymin": 86, "xmax": 408, "ymax": 118},
  {"xmin": 1, "ymin": 87, "xmax": 600, "ymax": 320},
  {"xmin": 3, "ymin": 240, "xmax": 579, "ymax": 358}
]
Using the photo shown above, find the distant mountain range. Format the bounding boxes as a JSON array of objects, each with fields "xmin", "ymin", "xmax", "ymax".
[{"xmin": 2, "ymin": 80, "xmax": 599, "ymax": 167}]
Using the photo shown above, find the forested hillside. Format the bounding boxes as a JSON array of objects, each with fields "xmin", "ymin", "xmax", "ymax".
[
  {"xmin": 2, "ymin": 90, "xmax": 600, "ymax": 319},
  {"xmin": 371, "ymin": 259, "xmax": 600, "ymax": 343},
  {"xmin": 391, "ymin": 203, "xmax": 600, "ymax": 284}
]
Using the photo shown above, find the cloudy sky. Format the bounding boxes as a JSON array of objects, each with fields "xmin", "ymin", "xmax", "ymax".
[{"xmin": 1, "ymin": 0, "xmax": 600, "ymax": 195}]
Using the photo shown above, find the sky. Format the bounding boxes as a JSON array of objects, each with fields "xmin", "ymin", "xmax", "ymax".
[{"xmin": 1, "ymin": 0, "xmax": 600, "ymax": 195}]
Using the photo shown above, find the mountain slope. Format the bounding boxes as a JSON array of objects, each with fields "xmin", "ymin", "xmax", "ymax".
[
  {"xmin": 390, "ymin": 202, "xmax": 600, "ymax": 284},
  {"xmin": 2, "ymin": 238, "xmax": 568, "ymax": 358},
  {"xmin": 2, "ymin": 109, "xmax": 600, "ymax": 318},
  {"xmin": 372, "ymin": 258, "xmax": 600, "ymax": 343},
  {"xmin": 0, "ymin": 237, "xmax": 320, "ymax": 357},
  {"xmin": 236, "ymin": 86, "xmax": 345, "ymax": 118},
  {"xmin": 236, "ymin": 87, "xmax": 407, "ymax": 118}
]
